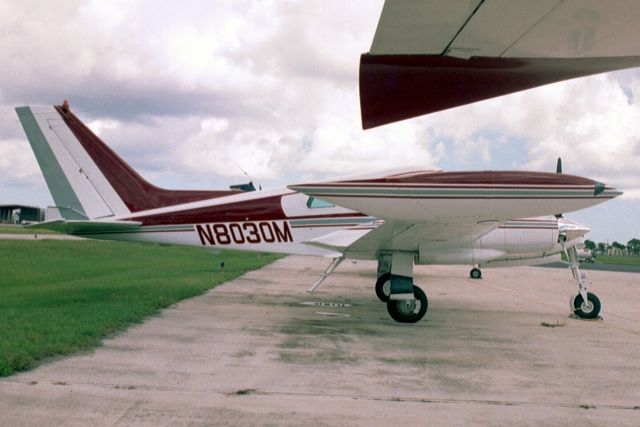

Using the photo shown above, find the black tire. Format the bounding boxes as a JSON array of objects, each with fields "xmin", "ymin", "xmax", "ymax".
[
  {"xmin": 375, "ymin": 272, "xmax": 391, "ymax": 302},
  {"xmin": 573, "ymin": 292, "xmax": 601, "ymax": 319},
  {"xmin": 470, "ymin": 267, "xmax": 482, "ymax": 279},
  {"xmin": 386, "ymin": 285, "xmax": 428, "ymax": 323}
]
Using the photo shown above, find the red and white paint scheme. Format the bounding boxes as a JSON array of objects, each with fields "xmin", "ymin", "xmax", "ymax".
[
  {"xmin": 16, "ymin": 103, "xmax": 620, "ymax": 323},
  {"xmin": 15, "ymin": 2, "xmax": 640, "ymax": 322}
]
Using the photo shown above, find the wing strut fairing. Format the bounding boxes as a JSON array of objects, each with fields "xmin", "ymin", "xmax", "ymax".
[{"xmin": 360, "ymin": 0, "xmax": 640, "ymax": 129}]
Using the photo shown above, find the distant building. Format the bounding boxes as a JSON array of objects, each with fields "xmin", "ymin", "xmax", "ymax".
[
  {"xmin": 607, "ymin": 247, "xmax": 628, "ymax": 256},
  {"xmin": 0, "ymin": 205, "xmax": 44, "ymax": 224}
]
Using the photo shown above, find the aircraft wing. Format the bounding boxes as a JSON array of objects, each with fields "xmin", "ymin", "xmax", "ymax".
[
  {"xmin": 361, "ymin": 0, "xmax": 640, "ymax": 129},
  {"xmin": 344, "ymin": 219, "xmax": 498, "ymax": 258},
  {"xmin": 303, "ymin": 218, "xmax": 499, "ymax": 259}
]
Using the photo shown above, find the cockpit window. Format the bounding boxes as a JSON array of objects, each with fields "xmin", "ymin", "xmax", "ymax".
[{"xmin": 306, "ymin": 197, "xmax": 335, "ymax": 209}]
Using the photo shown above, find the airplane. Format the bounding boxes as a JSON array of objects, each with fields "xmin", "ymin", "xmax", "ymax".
[{"xmin": 15, "ymin": 102, "xmax": 621, "ymax": 323}]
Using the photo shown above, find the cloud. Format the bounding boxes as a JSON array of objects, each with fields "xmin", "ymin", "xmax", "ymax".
[
  {"xmin": 0, "ymin": 138, "xmax": 44, "ymax": 189},
  {"xmin": 412, "ymin": 73, "xmax": 640, "ymax": 199},
  {"xmin": 1, "ymin": 0, "xmax": 639, "ymax": 241}
]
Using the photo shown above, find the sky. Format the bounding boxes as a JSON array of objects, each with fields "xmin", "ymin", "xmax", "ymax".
[{"xmin": 0, "ymin": 0, "xmax": 639, "ymax": 244}]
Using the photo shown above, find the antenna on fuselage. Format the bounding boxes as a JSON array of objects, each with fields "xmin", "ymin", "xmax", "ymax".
[{"xmin": 233, "ymin": 163, "xmax": 261, "ymax": 191}]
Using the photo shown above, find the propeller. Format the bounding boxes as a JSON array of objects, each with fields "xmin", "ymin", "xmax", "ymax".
[{"xmin": 555, "ymin": 157, "xmax": 563, "ymax": 219}]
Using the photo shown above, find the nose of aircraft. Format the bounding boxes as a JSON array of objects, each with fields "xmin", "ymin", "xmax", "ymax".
[
  {"xmin": 558, "ymin": 218, "xmax": 591, "ymax": 242},
  {"xmin": 599, "ymin": 183, "xmax": 623, "ymax": 198}
]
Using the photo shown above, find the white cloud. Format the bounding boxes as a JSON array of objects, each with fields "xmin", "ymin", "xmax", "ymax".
[
  {"xmin": 86, "ymin": 119, "xmax": 119, "ymax": 136},
  {"xmin": 0, "ymin": 0, "xmax": 639, "ymax": 239},
  {"xmin": 0, "ymin": 139, "xmax": 44, "ymax": 188},
  {"xmin": 412, "ymin": 73, "xmax": 640, "ymax": 198}
]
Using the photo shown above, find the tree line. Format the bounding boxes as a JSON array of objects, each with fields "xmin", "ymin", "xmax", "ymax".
[{"xmin": 584, "ymin": 238, "xmax": 640, "ymax": 256}]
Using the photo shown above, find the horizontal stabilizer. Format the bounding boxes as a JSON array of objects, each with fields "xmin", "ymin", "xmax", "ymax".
[{"xmin": 28, "ymin": 219, "xmax": 141, "ymax": 235}]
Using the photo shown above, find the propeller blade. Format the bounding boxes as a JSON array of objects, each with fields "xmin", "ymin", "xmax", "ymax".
[{"xmin": 555, "ymin": 157, "xmax": 563, "ymax": 217}]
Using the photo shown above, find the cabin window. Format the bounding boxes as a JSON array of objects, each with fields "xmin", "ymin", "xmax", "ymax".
[{"xmin": 306, "ymin": 197, "xmax": 334, "ymax": 209}]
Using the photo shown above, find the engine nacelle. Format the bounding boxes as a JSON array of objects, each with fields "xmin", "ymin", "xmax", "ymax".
[
  {"xmin": 417, "ymin": 248, "xmax": 506, "ymax": 265},
  {"xmin": 477, "ymin": 217, "xmax": 558, "ymax": 255}
]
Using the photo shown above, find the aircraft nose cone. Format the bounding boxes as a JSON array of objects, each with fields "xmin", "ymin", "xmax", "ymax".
[
  {"xmin": 609, "ymin": 185, "xmax": 623, "ymax": 198},
  {"xmin": 558, "ymin": 218, "xmax": 591, "ymax": 242},
  {"xmin": 596, "ymin": 182, "xmax": 623, "ymax": 198}
]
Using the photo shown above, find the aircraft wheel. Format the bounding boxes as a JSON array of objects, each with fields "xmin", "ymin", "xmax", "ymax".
[
  {"xmin": 470, "ymin": 267, "xmax": 482, "ymax": 279},
  {"xmin": 573, "ymin": 292, "xmax": 601, "ymax": 319},
  {"xmin": 375, "ymin": 272, "xmax": 391, "ymax": 302},
  {"xmin": 386, "ymin": 285, "xmax": 428, "ymax": 323}
]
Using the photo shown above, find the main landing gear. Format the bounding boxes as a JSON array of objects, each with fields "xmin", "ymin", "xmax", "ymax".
[
  {"xmin": 469, "ymin": 267, "xmax": 482, "ymax": 279},
  {"xmin": 375, "ymin": 272, "xmax": 391, "ymax": 302},
  {"xmin": 376, "ymin": 254, "xmax": 428, "ymax": 323},
  {"xmin": 386, "ymin": 285, "xmax": 428, "ymax": 323},
  {"xmin": 375, "ymin": 273, "xmax": 429, "ymax": 323},
  {"xmin": 310, "ymin": 255, "xmax": 428, "ymax": 323},
  {"xmin": 565, "ymin": 243, "xmax": 601, "ymax": 319}
]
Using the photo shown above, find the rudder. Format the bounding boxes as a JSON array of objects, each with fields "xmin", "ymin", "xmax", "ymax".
[{"xmin": 16, "ymin": 105, "xmax": 130, "ymax": 220}]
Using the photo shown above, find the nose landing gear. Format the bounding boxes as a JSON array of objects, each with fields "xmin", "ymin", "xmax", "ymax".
[
  {"xmin": 571, "ymin": 292, "xmax": 601, "ymax": 319},
  {"xmin": 564, "ymin": 244, "xmax": 601, "ymax": 319}
]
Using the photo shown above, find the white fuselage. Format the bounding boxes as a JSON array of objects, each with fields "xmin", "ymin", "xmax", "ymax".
[{"xmin": 73, "ymin": 187, "xmax": 580, "ymax": 267}]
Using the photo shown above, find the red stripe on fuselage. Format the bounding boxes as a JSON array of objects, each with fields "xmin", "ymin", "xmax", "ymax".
[{"xmin": 125, "ymin": 194, "xmax": 369, "ymax": 226}]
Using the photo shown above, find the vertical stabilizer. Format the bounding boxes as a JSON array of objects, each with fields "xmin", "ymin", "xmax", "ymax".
[
  {"xmin": 17, "ymin": 103, "xmax": 235, "ymax": 219},
  {"xmin": 16, "ymin": 105, "xmax": 130, "ymax": 219}
]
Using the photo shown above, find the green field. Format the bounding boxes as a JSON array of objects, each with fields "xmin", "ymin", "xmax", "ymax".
[
  {"xmin": 0, "ymin": 240, "xmax": 281, "ymax": 376},
  {"xmin": 0, "ymin": 225, "xmax": 57, "ymax": 234},
  {"xmin": 560, "ymin": 252, "xmax": 640, "ymax": 266},
  {"xmin": 593, "ymin": 255, "xmax": 640, "ymax": 266}
]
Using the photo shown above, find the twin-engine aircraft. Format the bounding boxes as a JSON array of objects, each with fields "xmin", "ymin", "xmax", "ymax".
[
  {"xmin": 16, "ymin": 1, "xmax": 640, "ymax": 323},
  {"xmin": 16, "ymin": 103, "xmax": 621, "ymax": 323}
]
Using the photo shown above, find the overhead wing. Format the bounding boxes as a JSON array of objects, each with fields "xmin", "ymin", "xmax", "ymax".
[{"xmin": 361, "ymin": 0, "xmax": 640, "ymax": 129}]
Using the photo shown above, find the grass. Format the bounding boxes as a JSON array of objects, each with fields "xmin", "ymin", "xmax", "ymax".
[
  {"xmin": 560, "ymin": 252, "xmax": 640, "ymax": 266},
  {"xmin": 0, "ymin": 224, "xmax": 58, "ymax": 234},
  {"xmin": 0, "ymin": 240, "xmax": 282, "ymax": 376},
  {"xmin": 593, "ymin": 255, "xmax": 640, "ymax": 266}
]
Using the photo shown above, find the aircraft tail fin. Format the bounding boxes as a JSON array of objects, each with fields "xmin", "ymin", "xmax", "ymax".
[{"xmin": 16, "ymin": 102, "xmax": 233, "ymax": 220}]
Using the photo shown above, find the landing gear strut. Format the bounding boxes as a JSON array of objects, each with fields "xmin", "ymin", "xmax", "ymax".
[{"xmin": 564, "ymin": 243, "xmax": 601, "ymax": 319}]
